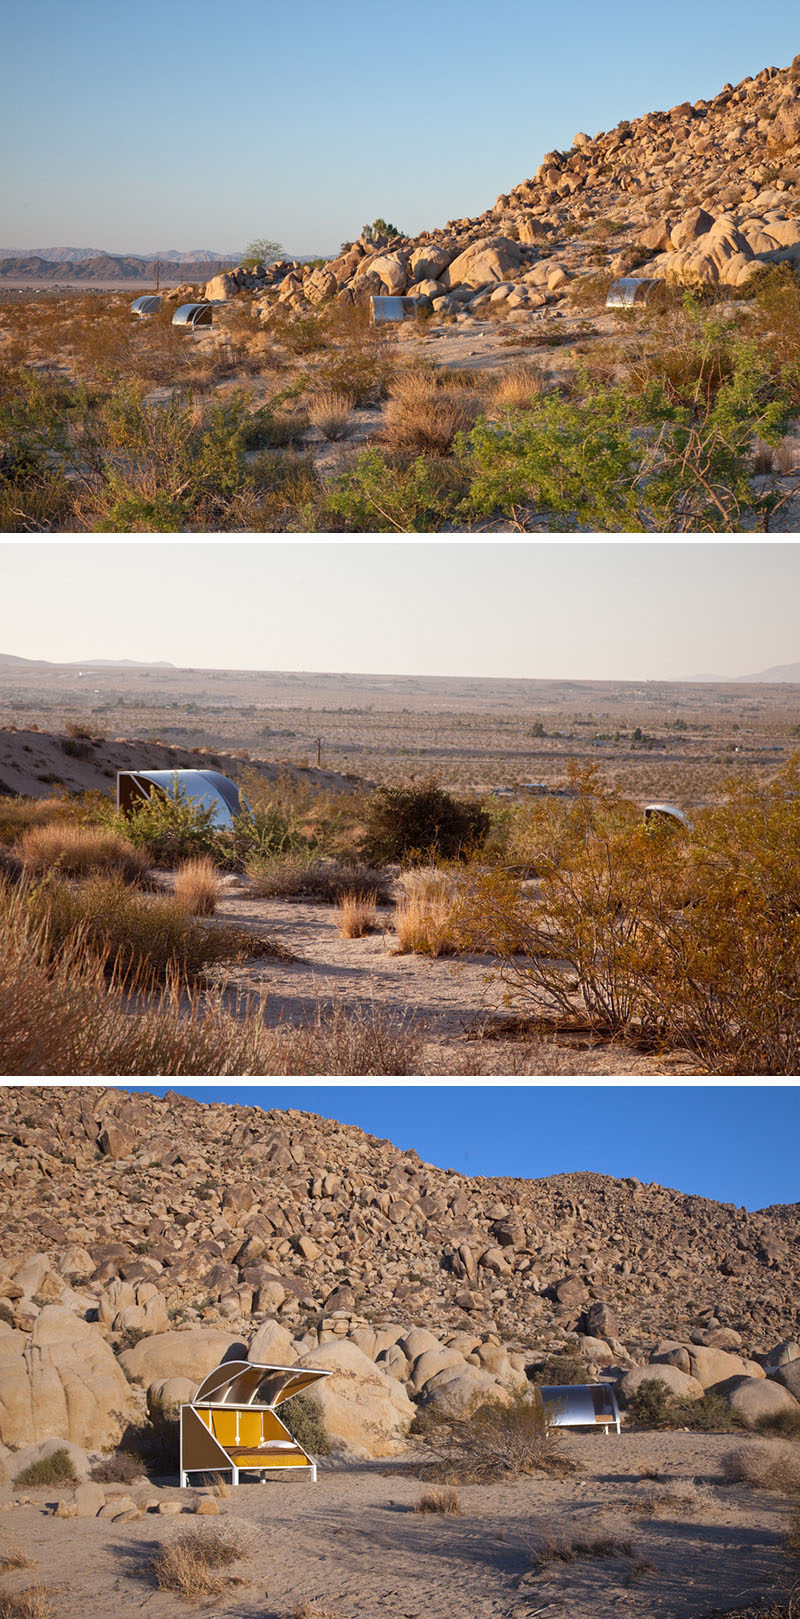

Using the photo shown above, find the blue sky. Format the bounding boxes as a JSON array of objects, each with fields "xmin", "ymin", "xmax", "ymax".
[
  {"xmin": 118, "ymin": 1086, "xmax": 799, "ymax": 1210},
  {"xmin": 2, "ymin": 541, "xmax": 800, "ymax": 680},
  {"xmin": 3, "ymin": 1, "xmax": 799, "ymax": 254}
]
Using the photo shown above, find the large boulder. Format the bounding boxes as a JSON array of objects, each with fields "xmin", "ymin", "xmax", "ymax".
[
  {"xmin": 440, "ymin": 235, "xmax": 522, "ymax": 290},
  {"xmin": 408, "ymin": 244, "xmax": 454, "ymax": 282},
  {"xmin": 687, "ymin": 1345, "xmax": 757, "ymax": 1389},
  {"xmin": 716, "ymin": 1375, "xmax": 800, "ymax": 1426},
  {"xmin": 419, "ymin": 1363, "xmax": 512, "ymax": 1418},
  {"xmin": 204, "ymin": 272, "xmax": 238, "ymax": 301},
  {"xmin": 408, "ymin": 1347, "xmax": 464, "ymax": 1394},
  {"xmin": 670, "ymin": 206, "xmax": 714, "ymax": 250},
  {"xmin": 365, "ymin": 252, "xmax": 409, "ymax": 295},
  {"xmin": 619, "ymin": 1364, "xmax": 705, "ymax": 1405},
  {"xmin": 247, "ymin": 1320, "xmax": 297, "ymax": 1366},
  {"xmin": 117, "ymin": 1328, "xmax": 245, "ymax": 1389},
  {"xmin": 300, "ymin": 1340, "xmax": 414, "ymax": 1457},
  {"xmin": 147, "ymin": 1377, "xmax": 195, "ymax": 1418},
  {"xmin": 0, "ymin": 1308, "xmax": 136, "ymax": 1449},
  {"xmin": 772, "ymin": 1361, "xmax": 800, "ymax": 1402}
]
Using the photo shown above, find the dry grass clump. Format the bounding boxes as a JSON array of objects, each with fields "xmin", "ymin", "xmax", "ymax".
[
  {"xmin": 173, "ymin": 856, "xmax": 220, "ymax": 916},
  {"xmin": 414, "ymin": 1486, "xmax": 461, "ymax": 1515},
  {"xmin": 246, "ymin": 853, "xmax": 392, "ymax": 904},
  {"xmin": 382, "ymin": 369, "xmax": 482, "ymax": 455},
  {"xmin": 336, "ymin": 889, "xmax": 379, "ymax": 937},
  {"xmin": 393, "ymin": 867, "xmax": 462, "ymax": 956},
  {"xmin": 533, "ymin": 1530, "xmax": 634, "ymax": 1566},
  {"xmin": 23, "ymin": 874, "xmax": 251, "ymax": 983},
  {"xmin": 422, "ymin": 1393, "xmax": 573, "ymax": 1483},
  {"xmin": 13, "ymin": 1448, "xmax": 77, "ymax": 1488},
  {"xmin": 150, "ymin": 1520, "xmax": 254, "ymax": 1601},
  {"xmin": 637, "ymin": 1478, "xmax": 718, "ymax": 1518},
  {"xmin": 491, "ymin": 363, "xmax": 547, "ymax": 412},
  {"xmin": 0, "ymin": 1589, "xmax": 53, "ymax": 1619},
  {"xmin": 261, "ymin": 1000, "xmax": 421, "ymax": 1076},
  {"xmin": 307, "ymin": 391, "xmax": 355, "ymax": 440},
  {"xmin": 0, "ymin": 1547, "xmax": 34, "ymax": 1575},
  {"xmin": 722, "ymin": 1441, "xmax": 800, "ymax": 1495},
  {"xmin": 0, "ymin": 796, "xmax": 81, "ymax": 846},
  {"xmin": 19, "ymin": 822, "xmax": 149, "ymax": 882}
]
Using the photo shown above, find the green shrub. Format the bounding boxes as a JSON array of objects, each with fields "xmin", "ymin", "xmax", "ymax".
[
  {"xmin": 280, "ymin": 1394, "xmax": 330, "ymax": 1456},
  {"xmin": 361, "ymin": 779, "xmax": 490, "ymax": 864},
  {"xmin": 626, "ymin": 1378, "xmax": 738, "ymax": 1432},
  {"xmin": 530, "ymin": 1351, "xmax": 592, "ymax": 1386},
  {"xmin": 14, "ymin": 1447, "xmax": 77, "ymax": 1488},
  {"xmin": 90, "ymin": 1451, "xmax": 146, "ymax": 1484},
  {"xmin": 325, "ymin": 448, "xmax": 468, "ymax": 531},
  {"xmin": 117, "ymin": 785, "xmax": 223, "ymax": 866}
]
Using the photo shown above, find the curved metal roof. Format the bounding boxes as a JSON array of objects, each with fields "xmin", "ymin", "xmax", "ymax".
[
  {"xmin": 117, "ymin": 768, "xmax": 243, "ymax": 828},
  {"xmin": 606, "ymin": 277, "xmax": 658, "ymax": 309},
  {"xmin": 172, "ymin": 302, "xmax": 213, "ymax": 326},
  {"xmin": 193, "ymin": 1359, "xmax": 332, "ymax": 1409},
  {"xmin": 538, "ymin": 1382, "xmax": 620, "ymax": 1427},
  {"xmin": 131, "ymin": 295, "xmax": 162, "ymax": 316},
  {"xmin": 644, "ymin": 802, "xmax": 691, "ymax": 828}
]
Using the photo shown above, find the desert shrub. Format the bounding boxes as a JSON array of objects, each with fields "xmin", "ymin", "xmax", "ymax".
[
  {"xmin": 0, "ymin": 1546, "xmax": 33, "ymax": 1574},
  {"xmin": 279, "ymin": 1394, "xmax": 330, "ymax": 1456},
  {"xmin": 0, "ymin": 1589, "xmax": 53, "ymax": 1619},
  {"xmin": 755, "ymin": 1408, "xmax": 800, "ymax": 1440},
  {"xmin": 414, "ymin": 1486, "xmax": 461, "ymax": 1514},
  {"xmin": 786, "ymin": 1504, "xmax": 800, "ymax": 1561},
  {"xmin": 529, "ymin": 1351, "xmax": 592, "ymax": 1386},
  {"xmin": 361, "ymin": 779, "xmax": 490, "ymax": 864},
  {"xmin": 393, "ymin": 866, "xmax": 463, "ymax": 956},
  {"xmin": 90, "ymin": 1451, "xmax": 146, "ymax": 1484},
  {"xmin": 226, "ymin": 803, "xmax": 307, "ymax": 867},
  {"xmin": 0, "ymin": 878, "xmax": 293, "ymax": 1076},
  {"xmin": 325, "ymin": 446, "xmax": 468, "ymax": 531},
  {"xmin": 307, "ymin": 391, "xmax": 354, "ymax": 440},
  {"xmin": 336, "ymin": 889, "xmax": 379, "ymax": 937},
  {"xmin": 259, "ymin": 1000, "xmax": 421, "ymax": 1076},
  {"xmin": 626, "ymin": 1379, "xmax": 737, "ymax": 1432},
  {"xmin": 173, "ymin": 856, "xmax": 220, "ymax": 915},
  {"xmin": 422, "ymin": 1392, "xmax": 572, "ymax": 1482},
  {"xmin": 722, "ymin": 1440, "xmax": 800, "ymax": 1495},
  {"xmin": 150, "ymin": 1521, "xmax": 253, "ymax": 1600},
  {"xmin": 19, "ymin": 823, "xmax": 149, "ymax": 882},
  {"xmin": 532, "ymin": 1530, "xmax": 633, "ymax": 1565},
  {"xmin": 0, "ymin": 796, "xmax": 83, "ymax": 847},
  {"xmin": 117, "ymin": 784, "xmax": 223, "ymax": 866},
  {"xmin": 565, "ymin": 272, "xmax": 616, "ymax": 310},
  {"xmin": 14, "ymin": 1447, "xmax": 76, "ymax": 1488},
  {"xmin": 21, "ymin": 874, "xmax": 251, "ymax": 983},
  {"xmin": 382, "ymin": 369, "xmax": 482, "ymax": 455},
  {"xmin": 637, "ymin": 1478, "xmax": 718, "ymax": 1517},
  {"xmin": 490, "ymin": 364, "xmax": 547, "ymax": 414},
  {"xmin": 246, "ymin": 853, "xmax": 392, "ymax": 904}
]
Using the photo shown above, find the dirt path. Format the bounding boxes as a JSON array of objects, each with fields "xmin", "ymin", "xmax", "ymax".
[{"xmin": 1, "ymin": 1433, "xmax": 793, "ymax": 1619}]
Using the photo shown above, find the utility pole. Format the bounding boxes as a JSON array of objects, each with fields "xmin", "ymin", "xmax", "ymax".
[
  {"xmin": 316, "ymin": 737, "xmax": 322, "ymax": 767},
  {"xmin": 155, "ymin": 257, "xmax": 160, "ymax": 291}
]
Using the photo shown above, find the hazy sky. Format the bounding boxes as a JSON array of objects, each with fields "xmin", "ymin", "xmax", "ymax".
[
  {"xmin": 3, "ymin": 1, "xmax": 798, "ymax": 254},
  {"xmin": 0, "ymin": 541, "xmax": 798, "ymax": 681},
  {"xmin": 119, "ymin": 1085, "xmax": 799, "ymax": 1210}
]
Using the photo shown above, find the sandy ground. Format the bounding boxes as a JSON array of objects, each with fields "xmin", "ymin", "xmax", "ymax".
[
  {"xmin": 0, "ymin": 1433, "xmax": 794, "ymax": 1619},
  {"xmin": 211, "ymin": 882, "xmax": 694, "ymax": 1076}
]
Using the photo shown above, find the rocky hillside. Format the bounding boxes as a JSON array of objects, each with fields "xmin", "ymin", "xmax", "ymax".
[
  {"xmin": 1, "ymin": 1088, "xmax": 798, "ymax": 1466},
  {"xmin": 1, "ymin": 1087, "xmax": 797, "ymax": 1356},
  {"xmin": 205, "ymin": 53, "xmax": 800, "ymax": 318}
]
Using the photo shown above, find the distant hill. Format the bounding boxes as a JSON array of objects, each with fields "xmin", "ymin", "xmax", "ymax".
[
  {"xmin": 0, "ymin": 253, "xmax": 232, "ymax": 283},
  {"xmin": 0, "ymin": 246, "xmax": 230, "ymax": 263},
  {"xmin": 737, "ymin": 662, "xmax": 800, "ymax": 683}
]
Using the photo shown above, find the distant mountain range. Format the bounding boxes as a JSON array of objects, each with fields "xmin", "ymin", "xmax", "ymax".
[
  {"xmin": 0, "ymin": 246, "xmax": 232, "ymax": 263},
  {"xmin": 1, "ymin": 652, "xmax": 798, "ymax": 681},
  {"xmin": 0, "ymin": 251, "xmax": 233, "ymax": 282},
  {"xmin": 688, "ymin": 662, "xmax": 800, "ymax": 683}
]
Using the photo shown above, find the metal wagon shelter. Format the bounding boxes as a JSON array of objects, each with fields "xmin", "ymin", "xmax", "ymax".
[
  {"xmin": 130, "ymin": 295, "xmax": 162, "ymax": 317},
  {"xmin": 606, "ymin": 277, "xmax": 659, "ymax": 309},
  {"xmin": 180, "ymin": 1360, "xmax": 332, "ymax": 1487},
  {"xmin": 172, "ymin": 302, "xmax": 213, "ymax": 327},
  {"xmin": 538, "ymin": 1382, "xmax": 621, "ymax": 1434},
  {"xmin": 117, "ymin": 768, "xmax": 245, "ymax": 828}
]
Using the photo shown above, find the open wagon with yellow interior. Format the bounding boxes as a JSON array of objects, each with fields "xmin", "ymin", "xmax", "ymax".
[{"xmin": 179, "ymin": 1360, "xmax": 332, "ymax": 1487}]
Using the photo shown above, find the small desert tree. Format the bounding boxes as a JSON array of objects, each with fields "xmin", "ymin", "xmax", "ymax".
[
  {"xmin": 361, "ymin": 217, "xmax": 401, "ymax": 242},
  {"xmin": 241, "ymin": 236, "xmax": 284, "ymax": 268}
]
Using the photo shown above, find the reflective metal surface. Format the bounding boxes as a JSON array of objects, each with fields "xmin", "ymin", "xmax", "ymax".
[
  {"xmin": 370, "ymin": 295, "xmax": 423, "ymax": 324},
  {"xmin": 538, "ymin": 1382, "xmax": 621, "ymax": 1431},
  {"xmin": 130, "ymin": 295, "xmax": 162, "ymax": 316},
  {"xmin": 117, "ymin": 768, "xmax": 242, "ymax": 828},
  {"xmin": 606, "ymin": 277, "xmax": 659, "ymax": 308},
  {"xmin": 644, "ymin": 802, "xmax": 692, "ymax": 830},
  {"xmin": 172, "ymin": 302, "xmax": 213, "ymax": 327}
]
